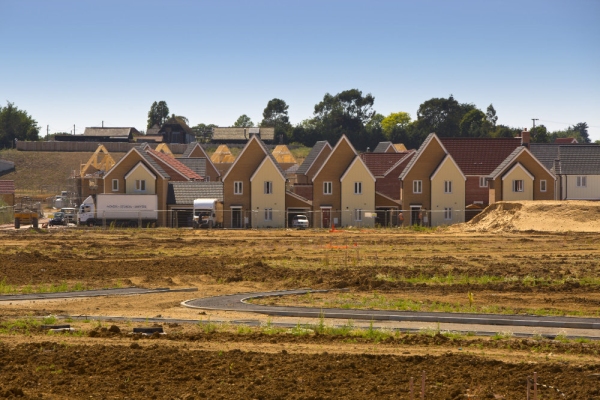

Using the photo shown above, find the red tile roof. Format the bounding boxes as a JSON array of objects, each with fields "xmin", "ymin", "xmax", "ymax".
[
  {"xmin": 554, "ymin": 137, "xmax": 578, "ymax": 144},
  {"xmin": 439, "ymin": 138, "xmax": 522, "ymax": 175},
  {"xmin": 0, "ymin": 180, "xmax": 15, "ymax": 194},
  {"xmin": 361, "ymin": 152, "xmax": 414, "ymax": 176},
  {"xmin": 146, "ymin": 148, "xmax": 203, "ymax": 180}
]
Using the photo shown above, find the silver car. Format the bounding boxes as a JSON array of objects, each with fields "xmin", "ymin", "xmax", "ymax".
[{"xmin": 292, "ymin": 214, "xmax": 309, "ymax": 229}]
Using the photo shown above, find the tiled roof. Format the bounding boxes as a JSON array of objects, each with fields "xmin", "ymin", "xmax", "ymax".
[
  {"xmin": 387, "ymin": 151, "xmax": 416, "ymax": 177},
  {"xmin": 177, "ymin": 158, "xmax": 207, "ymax": 177},
  {"xmin": 84, "ymin": 127, "xmax": 139, "ymax": 137},
  {"xmin": 167, "ymin": 182, "xmax": 223, "ymax": 205},
  {"xmin": 0, "ymin": 180, "xmax": 15, "ymax": 194},
  {"xmin": 399, "ymin": 133, "xmax": 437, "ymax": 180},
  {"xmin": 529, "ymin": 144, "xmax": 561, "ymax": 170},
  {"xmin": 373, "ymin": 142, "xmax": 394, "ymax": 153},
  {"xmin": 555, "ymin": 137, "xmax": 578, "ymax": 144},
  {"xmin": 256, "ymin": 137, "xmax": 286, "ymax": 177},
  {"xmin": 134, "ymin": 146, "xmax": 170, "ymax": 179},
  {"xmin": 557, "ymin": 145, "xmax": 600, "ymax": 175},
  {"xmin": 182, "ymin": 143, "xmax": 198, "ymax": 158},
  {"xmin": 146, "ymin": 148, "xmax": 203, "ymax": 180},
  {"xmin": 212, "ymin": 127, "xmax": 275, "ymax": 141},
  {"xmin": 361, "ymin": 152, "xmax": 412, "ymax": 176},
  {"xmin": 487, "ymin": 147, "xmax": 525, "ymax": 179},
  {"xmin": 297, "ymin": 141, "xmax": 330, "ymax": 175},
  {"xmin": 439, "ymin": 137, "xmax": 522, "ymax": 175}
]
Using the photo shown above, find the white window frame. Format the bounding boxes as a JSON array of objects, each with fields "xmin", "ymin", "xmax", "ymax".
[
  {"xmin": 264, "ymin": 181, "xmax": 273, "ymax": 195},
  {"xmin": 264, "ymin": 208, "xmax": 272, "ymax": 221},
  {"xmin": 513, "ymin": 180, "xmax": 524, "ymax": 192},
  {"xmin": 444, "ymin": 207, "xmax": 452, "ymax": 220},
  {"xmin": 444, "ymin": 180, "xmax": 452, "ymax": 194},
  {"xmin": 479, "ymin": 177, "xmax": 487, "ymax": 187},
  {"xmin": 355, "ymin": 208, "xmax": 362, "ymax": 221},
  {"xmin": 540, "ymin": 179, "xmax": 547, "ymax": 192},
  {"xmin": 577, "ymin": 176, "xmax": 587, "ymax": 187},
  {"xmin": 234, "ymin": 181, "xmax": 243, "ymax": 195},
  {"xmin": 112, "ymin": 179, "xmax": 119, "ymax": 192},
  {"xmin": 323, "ymin": 181, "xmax": 332, "ymax": 195},
  {"xmin": 354, "ymin": 182, "xmax": 362, "ymax": 195},
  {"xmin": 413, "ymin": 180, "xmax": 422, "ymax": 194},
  {"xmin": 135, "ymin": 179, "xmax": 146, "ymax": 192}
]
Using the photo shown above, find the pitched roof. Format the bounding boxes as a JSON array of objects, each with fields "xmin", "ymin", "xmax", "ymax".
[
  {"xmin": 555, "ymin": 137, "xmax": 578, "ymax": 144},
  {"xmin": 361, "ymin": 152, "xmax": 414, "ymax": 176},
  {"xmin": 182, "ymin": 142, "xmax": 205, "ymax": 158},
  {"xmin": 83, "ymin": 127, "xmax": 139, "ymax": 137},
  {"xmin": 146, "ymin": 148, "xmax": 203, "ymax": 180},
  {"xmin": 132, "ymin": 146, "xmax": 170, "ymax": 179},
  {"xmin": 222, "ymin": 135, "xmax": 284, "ymax": 182},
  {"xmin": 529, "ymin": 144, "xmax": 561, "ymax": 170},
  {"xmin": 212, "ymin": 127, "xmax": 275, "ymax": 141},
  {"xmin": 312, "ymin": 135, "xmax": 358, "ymax": 182},
  {"xmin": 556, "ymin": 145, "xmax": 600, "ymax": 175},
  {"xmin": 399, "ymin": 133, "xmax": 444, "ymax": 180},
  {"xmin": 439, "ymin": 137, "xmax": 522, "ymax": 175},
  {"xmin": 487, "ymin": 147, "xmax": 525, "ymax": 179},
  {"xmin": 296, "ymin": 141, "xmax": 331, "ymax": 175},
  {"xmin": 0, "ymin": 180, "xmax": 15, "ymax": 194},
  {"xmin": 394, "ymin": 143, "xmax": 407, "ymax": 152},
  {"xmin": 373, "ymin": 142, "xmax": 394, "ymax": 153},
  {"xmin": 177, "ymin": 158, "xmax": 207, "ymax": 177},
  {"xmin": 167, "ymin": 182, "xmax": 224, "ymax": 205}
]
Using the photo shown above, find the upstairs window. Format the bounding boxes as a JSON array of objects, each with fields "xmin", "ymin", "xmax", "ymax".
[
  {"xmin": 444, "ymin": 180, "xmax": 452, "ymax": 193},
  {"xmin": 513, "ymin": 180, "xmax": 524, "ymax": 192},
  {"xmin": 413, "ymin": 180, "xmax": 422, "ymax": 194},
  {"xmin": 234, "ymin": 181, "xmax": 243, "ymax": 195},
  {"xmin": 540, "ymin": 180, "xmax": 547, "ymax": 192},
  {"xmin": 354, "ymin": 182, "xmax": 362, "ymax": 194},
  {"xmin": 479, "ymin": 177, "xmax": 487, "ymax": 187},
  {"xmin": 323, "ymin": 181, "xmax": 332, "ymax": 195},
  {"xmin": 112, "ymin": 179, "xmax": 119, "ymax": 192},
  {"xmin": 264, "ymin": 181, "xmax": 273, "ymax": 194},
  {"xmin": 135, "ymin": 179, "xmax": 146, "ymax": 192}
]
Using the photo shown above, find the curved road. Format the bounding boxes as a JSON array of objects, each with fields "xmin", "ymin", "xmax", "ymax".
[
  {"xmin": 0, "ymin": 287, "xmax": 197, "ymax": 302},
  {"xmin": 182, "ymin": 289, "xmax": 600, "ymax": 330}
]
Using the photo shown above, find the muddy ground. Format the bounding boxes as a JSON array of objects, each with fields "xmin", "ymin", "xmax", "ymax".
[{"xmin": 1, "ymin": 227, "xmax": 600, "ymax": 398}]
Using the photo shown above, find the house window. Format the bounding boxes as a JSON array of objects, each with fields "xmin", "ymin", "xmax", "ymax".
[
  {"xmin": 444, "ymin": 207, "xmax": 452, "ymax": 220},
  {"xmin": 234, "ymin": 181, "xmax": 243, "ymax": 195},
  {"xmin": 205, "ymin": 176, "xmax": 210, "ymax": 182},
  {"xmin": 264, "ymin": 181, "xmax": 273, "ymax": 194},
  {"xmin": 413, "ymin": 180, "xmax": 422, "ymax": 194},
  {"xmin": 354, "ymin": 182, "xmax": 362, "ymax": 195},
  {"xmin": 135, "ymin": 179, "xmax": 146, "ymax": 192},
  {"xmin": 513, "ymin": 180, "xmax": 524, "ymax": 192},
  {"xmin": 264, "ymin": 208, "xmax": 272, "ymax": 221},
  {"xmin": 112, "ymin": 179, "xmax": 119, "ymax": 192},
  {"xmin": 577, "ymin": 176, "xmax": 587, "ymax": 187},
  {"xmin": 355, "ymin": 209, "xmax": 362, "ymax": 221},
  {"xmin": 323, "ymin": 181, "xmax": 332, "ymax": 195},
  {"xmin": 444, "ymin": 180, "xmax": 452, "ymax": 193},
  {"xmin": 479, "ymin": 177, "xmax": 487, "ymax": 187},
  {"xmin": 540, "ymin": 180, "xmax": 547, "ymax": 192}
]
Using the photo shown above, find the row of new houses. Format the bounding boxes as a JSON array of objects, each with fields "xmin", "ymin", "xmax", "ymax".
[{"xmin": 76, "ymin": 129, "xmax": 600, "ymax": 228}]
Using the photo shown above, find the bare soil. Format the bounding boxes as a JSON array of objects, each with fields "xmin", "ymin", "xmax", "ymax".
[{"xmin": 0, "ymin": 213, "xmax": 599, "ymax": 398}]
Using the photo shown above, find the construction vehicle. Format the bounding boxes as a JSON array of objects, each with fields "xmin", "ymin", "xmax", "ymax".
[
  {"xmin": 78, "ymin": 194, "xmax": 158, "ymax": 227},
  {"xmin": 14, "ymin": 196, "xmax": 43, "ymax": 229},
  {"xmin": 192, "ymin": 198, "xmax": 218, "ymax": 228}
]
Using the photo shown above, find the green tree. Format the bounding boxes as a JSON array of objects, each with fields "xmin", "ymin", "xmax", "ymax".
[
  {"xmin": 570, "ymin": 122, "xmax": 590, "ymax": 143},
  {"xmin": 233, "ymin": 114, "xmax": 254, "ymax": 127},
  {"xmin": 381, "ymin": 112, "xmax": 411, "ymax": 138},
  {"xmin": 486, "ymin": 104, "xmax": 498, "ymax": 127},
  {"xmin": 261, "ymin": 98, "xmax": 292, "ymax": 143},
  {"xmin": 147, "ymin": 101, "xmax": 170, "ymax": 129},
  {"xmin": 312, "ymin": 88, "xmax": 376, "ymax": 149},
  {"xmin": 192, "ymin": 123, "xmax": 217, "ymax": 142},
  {"xmin": 459, "ymin": 109, "xmax": 491, "ymax": 137},
  {"xmin": 170, "ymin": 114, "xmax": 189, "ymax": 125},
  {"xmin": 0, "ymin": 102, "xmax": 40, "ymax": 148},
  {"xmin": 491, "ymin": 125, "xmax": 521, "ymax": 138},
  {"xmin": 531, "ymin": 124, "xmax": 549, "ymax": 143},
  {"xmin": 412, "ymin": 95, "xmax": 466, "ymax": 141}
]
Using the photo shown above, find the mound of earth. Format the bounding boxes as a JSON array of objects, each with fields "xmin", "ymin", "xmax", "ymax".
[{"xmin": 455, "ymin": 200, "xmax": 600, "ymax": 233}]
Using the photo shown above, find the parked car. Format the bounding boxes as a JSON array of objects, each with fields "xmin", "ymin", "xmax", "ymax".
[
  {"xmin": 292, "ymin": 214, "xmax": 309, "ymax": 229},
  {"xmin": 49, "ymin": 212, "xmax": 66, "ymax": 226}
]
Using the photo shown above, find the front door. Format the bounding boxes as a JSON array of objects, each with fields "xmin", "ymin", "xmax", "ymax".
[
  {"xmin": 410, "ymin": 205, "xmax": 421, "ymax": 225},
  {"xmin": 321, "ymin": 208, "xmax": 331, "ymax": 229},
  {"xmin": 231, "ymin": 208, "xmax": 242, "ymax": 228}
]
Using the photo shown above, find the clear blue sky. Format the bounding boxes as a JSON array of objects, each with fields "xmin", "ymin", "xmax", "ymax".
[{"xmin": 2, "ymin": 0, "xmax": 599, "ymax": 141}]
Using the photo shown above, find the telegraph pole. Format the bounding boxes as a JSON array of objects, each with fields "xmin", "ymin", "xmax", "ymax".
[{"xmin": 531, "ymin": 118, "xmax": 539, "ymax": 138}]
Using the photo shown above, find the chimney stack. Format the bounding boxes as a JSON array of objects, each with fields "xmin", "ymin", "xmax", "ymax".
[{"xmin": 520, "ymin": 128, "xmax": 530, "ymax": 148}]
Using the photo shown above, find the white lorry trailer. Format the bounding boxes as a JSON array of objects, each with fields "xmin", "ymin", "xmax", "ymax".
[
  {"xmin": 78, "ymin": 194, "xmax": 158, "ymax": 227},
  {"xmin": 192, "ymin": 198, "xmax": 218, "ymax": 228}
]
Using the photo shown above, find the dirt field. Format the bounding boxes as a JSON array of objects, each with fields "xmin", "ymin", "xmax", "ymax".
[{"xmin": 1, "ymin": 203, "xmax": 600, "ymax": 398}]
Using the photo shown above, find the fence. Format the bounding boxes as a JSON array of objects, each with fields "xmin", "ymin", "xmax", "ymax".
[
  {"xmin": 0, "ymin": 205, "xmax": 14, "ymax": 225},
  {"xmin": 16, "ymin": 141, "xmax": 190, "ymax": 153}
]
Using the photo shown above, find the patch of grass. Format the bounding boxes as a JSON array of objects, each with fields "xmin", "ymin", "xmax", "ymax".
[
  {"xmin": 42, "ymin": 315, "xmax": 57, "ymax": 325},
  {"xmin": 491, "ymin": 331, "xmax": 513, "ymax": 340},
  {"xmin": 0, "ymin": 278, "xmax": 17, "ymax": 294}
]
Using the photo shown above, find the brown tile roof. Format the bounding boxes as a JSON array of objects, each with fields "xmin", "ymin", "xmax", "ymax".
[
  {"xmin": 554, "ymin": 137, "xmax": 578, "ymax": 144},
  {"xmin": 439, "ymin": 137, "xmax": 522, "ymax": 175},
  {"xmin": 84, "ymin": 127, "xmax": 140, "ymax": 137},
  {"xmin": 146, "ymin": 148, "xmax": 203, "ymax": 180},
  {"xmin": 361, "ymin": 152, "xmax": 414, "ymax": 176}
]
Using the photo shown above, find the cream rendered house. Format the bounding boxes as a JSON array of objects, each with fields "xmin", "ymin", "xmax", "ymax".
[
  {"xmin": 340, "ymin": 157, "xmax": 376, "ymax": 227},
  {"xmin": 429, "ymin": 155, "xmax": 466, "ymax": 226},
  {"xmin": 501, "ymin": 163, "xmax": 535, "ymax": 201},
  {"xmin": 250, "ymin": 156, "xmax": 287, "ymax": 228},
  {"xmin": 123, "ymin": 163, "xmax": 157, "ymax": 195}
]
